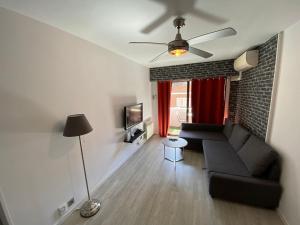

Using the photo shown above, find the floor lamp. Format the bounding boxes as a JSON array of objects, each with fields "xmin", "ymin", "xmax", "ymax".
[{"xmin": 63, "ymin": 114, "xmax": 101, "ymax": 218}]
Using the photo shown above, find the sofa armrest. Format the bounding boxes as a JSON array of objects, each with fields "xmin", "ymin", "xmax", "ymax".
[
  {"xmin": 209, "ymin": 172, "xmax": 282, "ymax": 208},
  {"xmin": 181, "ymin": 123, "xmax": 223, "ymax": 132}
]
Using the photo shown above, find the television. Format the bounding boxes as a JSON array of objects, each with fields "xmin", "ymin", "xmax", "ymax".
[{"xmin": 124, "ymin": 103, "xmax": 143, "ymax": 130}]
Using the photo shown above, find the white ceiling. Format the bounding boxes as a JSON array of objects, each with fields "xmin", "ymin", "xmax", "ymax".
[{"xmin": 1, "ymin": 0, "xmax": 300, "ymax": 68}]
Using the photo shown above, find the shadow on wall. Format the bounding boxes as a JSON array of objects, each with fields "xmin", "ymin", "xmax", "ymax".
[
  {"xmin": 48, "ymin": 121, "xmax": 76, "ymax": 159},
  {"xmin": 0, "ymin": 87, "xmax": 75, "ymax": 158},
  {"xmin": 0, "ymin": 199, "xmax": 9, "ymax": 225},
  {"xmin": 0, "ymin": 87, "xmax": 77, "ymax": 223},
  {"xmin": 0, "ymin": 87, "xmax": 58, "ymax": 133},
  {"xmin": 109, "ymin": 95, "xmax": 137, "ymax": 129},
  {"xmin": 109, "ymin": 95, "xmax": 138, "ymax": 158}
]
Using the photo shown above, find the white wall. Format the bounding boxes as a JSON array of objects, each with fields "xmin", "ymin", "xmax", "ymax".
[
  {"xmin": 267, "ymin": 20, "xmax": 300, "ymax": 225},
  {"xmin": 0, "ymin": 7, "xmax": 152, "ymax": 225}
]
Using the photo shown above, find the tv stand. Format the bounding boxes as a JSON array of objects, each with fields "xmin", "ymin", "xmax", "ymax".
[{"xmin": 124, "ymin": 129, "xmax": 145, "ymax": 143}]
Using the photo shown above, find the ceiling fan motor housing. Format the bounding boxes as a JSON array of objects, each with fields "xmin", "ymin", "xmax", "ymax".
[
  {"xmin": 168, "ymin": 18, "xmax": 189, "ymax": 56},
  {"xmin": 173, "ymin": 17, "xmax": 185, "ymax": 28},
  {"xmin": 168, "ymin": 33, "xmax": 189, "ymax": 56}
]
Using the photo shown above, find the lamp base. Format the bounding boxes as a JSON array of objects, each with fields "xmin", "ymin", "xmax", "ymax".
[{"xmin": 80, "ymin": 199, "xmax": 101, "ymax": 218}]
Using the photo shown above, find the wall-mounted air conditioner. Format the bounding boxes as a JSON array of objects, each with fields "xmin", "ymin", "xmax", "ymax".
[{"xmin": 234, "ymin": 50, "xmax": 259, "ymax": 72}]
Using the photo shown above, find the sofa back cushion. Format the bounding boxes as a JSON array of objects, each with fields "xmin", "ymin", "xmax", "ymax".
[
  {"xmin": 223, "ymin": 119, "xmax": 233, "ymax": 139},
  {"xmin": 261, "ymin": 157, "xmax": 281, "ymax": 181},
  {"xmin": 238, "ymin": 135, "xmax": 277, "ymax": 176},
  {"xmin": 228, "ymin": 125, "xmax": 250, "ymax": 151},
  {"xmin": 181, "ymin": 123, "xmax": 222, "ymax": 131}
]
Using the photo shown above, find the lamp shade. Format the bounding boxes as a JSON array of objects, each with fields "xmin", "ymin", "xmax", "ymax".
[{"xmin": 63, "ymin": 114, "xmax": 93, "ymax": 137}]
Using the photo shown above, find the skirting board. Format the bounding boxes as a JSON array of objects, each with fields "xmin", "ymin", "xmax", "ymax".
[
  {"xmin": 55, "ymin": 138, "xmax": 149, "ymax": 225},
  {"xmin": 277, "ymin": 208, "xmax": 290, "ymax": 225}
]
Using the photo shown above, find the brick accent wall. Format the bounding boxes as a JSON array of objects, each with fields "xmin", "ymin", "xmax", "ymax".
[
  {"xmin": 150, "ymin": 35, "xmax": 277, "ymax": 139},
  {"xmin": 229, "ymin": 81, "xmax": 240, "ymax": 123},
  {"xmin": 230, "ymin": 35, "xmax": 278, "ymax": 139},
  {"xmin": 150, "ymin": 59, "xmax": 238, "ymax": 81}
]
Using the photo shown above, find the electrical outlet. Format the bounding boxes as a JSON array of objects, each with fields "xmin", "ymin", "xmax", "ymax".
[
  {"xmin": 57, "ymin": 197, "xmax": 75, "ymax": 216},
  {"xmin": 57, "ymin": 204, "xmax": 67, "ymax": 216},
  {"xmin": 67, "ymin": 197, "xmax": 75, "ymax": 207}
]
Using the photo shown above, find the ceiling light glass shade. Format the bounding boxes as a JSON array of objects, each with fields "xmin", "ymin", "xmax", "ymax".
[
  {"xmin": 169, "ymin": 48, "xmax": 188, "ymax": 56},
  {"xmin": 168, "ymin": 39, "xmax": 189, "ymax": 57}
]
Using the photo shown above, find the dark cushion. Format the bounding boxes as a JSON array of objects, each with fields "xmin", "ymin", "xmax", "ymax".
[
  {"xmin": 223, "ymin": 119, "xmax": 233, "ymax": 139},
  {"xmin": 179, "ymin": 130, "xmax": 227, "ymax": 142},
  {"xmin": 208, "ymin": 172, "xmax": 282, "ymax": 209},
  {"xmin": 203, "ymin": 140, "xmax": 250, "ymax": 177},
  {"xmin": 261, "ymin": 158, "xmax": 281, "ymax": 181},
  {"xmin": 181, "ymin": 123, "xmax": 223, "ymax": 131},
  {"xmin": 228, "ymin": 125, "xmax": 250, "ymax": 151},
  {"xmin": 238, "ymin": 135, "xmax": 277, "ymax": 176}
]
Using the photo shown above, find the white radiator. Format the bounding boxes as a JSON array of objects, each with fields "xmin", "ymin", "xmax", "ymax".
[{"xmin": 144, "ymin": 119, "xmax": 154, "ymax": 140}]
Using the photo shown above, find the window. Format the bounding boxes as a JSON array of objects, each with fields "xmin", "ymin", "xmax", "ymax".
[{"xmin": 169, "ymin": 81, "xmax": 191, "ymax": 136}]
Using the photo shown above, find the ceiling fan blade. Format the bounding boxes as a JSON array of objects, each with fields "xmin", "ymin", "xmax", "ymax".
[
  {"xmin": 189, "ymin": 47, "xmax": 213, "ymax": 58},
  {"xmin": 141, "ymin": 12, "xmax": 171, "ymax": 34},
  {"xmin": 188, "ymin": 28, "xmax": 237, "ymax": 46},
  {"xmin": 150, "ymin": 51, "xmax": 168, "ymax": 63},
  {"xmin": 129, "ymin": 42, "xmax": 168, "ymax": 46}
]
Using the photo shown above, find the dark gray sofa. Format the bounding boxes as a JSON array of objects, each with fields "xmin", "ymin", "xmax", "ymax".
[
  {"xmin": 179, "ymin": 121, "xmax": 282, "ymax": 208},
  {"xmin": 179, "ymin": 123, "xmax": 226, "ymax": 150}
]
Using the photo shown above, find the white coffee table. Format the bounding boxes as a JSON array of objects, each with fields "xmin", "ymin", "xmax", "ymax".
[{"xmin": 162, "ymin": 137, "xmax": 188, "ymax": 168}]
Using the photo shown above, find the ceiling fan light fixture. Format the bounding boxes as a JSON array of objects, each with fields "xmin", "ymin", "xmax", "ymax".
[
  {"xmin": 168, "ymin": 39, "xmax": 189, "ymax": 57},
  {"xmin": 129, "ymin": 17, "xmax": 237, "ymax": 62},
  {"xmin": 169, "ymin": 48, "xmax": 188, "ymax": 56}
]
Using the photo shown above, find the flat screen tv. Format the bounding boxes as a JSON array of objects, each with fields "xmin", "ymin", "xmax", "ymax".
[{"xmin": 124, "ymin": 103, "xmax": 143, "ymax": 130}]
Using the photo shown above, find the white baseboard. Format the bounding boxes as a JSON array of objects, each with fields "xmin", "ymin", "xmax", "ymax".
[
  {"xmin": 277, "ymin": 208, "xmax": 290, "ymax": 225},
  {"xmin": 54, "ymin": 140, "xmax": 146, "ymax": 225}
]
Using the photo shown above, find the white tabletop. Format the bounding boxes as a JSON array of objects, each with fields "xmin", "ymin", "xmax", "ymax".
[{"xmin": 162, "ymin": 137, "xmax": 188, "ymax": 148}]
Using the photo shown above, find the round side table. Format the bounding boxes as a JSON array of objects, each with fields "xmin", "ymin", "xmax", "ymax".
[{"xmin": 162, "ymin": 137, "xmax": 188, "ymax": 168}]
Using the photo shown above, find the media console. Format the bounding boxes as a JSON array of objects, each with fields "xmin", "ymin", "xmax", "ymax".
[{"xmin": 124, "ymin": 129, "xmax": 145, "ymax": 143}]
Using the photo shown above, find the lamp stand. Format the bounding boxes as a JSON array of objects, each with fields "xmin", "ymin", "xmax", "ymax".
[{"xmin": 78, "ymin": 136, "xmax": 101, "ymax": 218}]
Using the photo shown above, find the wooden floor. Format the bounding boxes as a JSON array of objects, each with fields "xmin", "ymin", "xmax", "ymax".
[{"xmin": 62, "ymin": 136, "xmax": 284, "ymax": 225}]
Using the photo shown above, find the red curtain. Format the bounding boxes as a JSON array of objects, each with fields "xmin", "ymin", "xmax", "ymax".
[
  {"xmin": 157, "ymin": 80, "xmax": 172, "ymax": 137},
  {"xmin": 191, "ymin": 77, "xmax": 226, "ymax": 125}
]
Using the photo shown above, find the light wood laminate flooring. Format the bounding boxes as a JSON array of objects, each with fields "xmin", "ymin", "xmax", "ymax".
[{"xmin": 62, "ymin": 135, "xmax": 283, "ymax": 225}]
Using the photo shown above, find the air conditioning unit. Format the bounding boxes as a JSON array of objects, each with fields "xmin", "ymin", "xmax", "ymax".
[{"xmin": 234, "ymin": 50, "xmax": 259, "ymax": 72}]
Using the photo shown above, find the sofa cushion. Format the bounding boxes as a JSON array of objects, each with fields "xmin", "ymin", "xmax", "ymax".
[
  {"xmin": 262, "ymin": 158, "xmax": 281, "ymax": 181},
  {"xmin": 203, "ymin": 140, "xmax": 250, "ymax": 177},
  {"xmin": 179, "ymin": 130, "xmax": 227, "ymax": 142},
  {"xmin": 228, "ymin": 125, "xmax": 250, "ymax": 151},
  {"xmin": 223, "ymin": 119, "xmax": 233, "ymax": 139},
  {"xmin": 238, "ymin": 135, "xmax": 277, "ymax": 176},
  {"xmin": 181, "ymin": 123, "xmax": 223, "ymax": 131}
]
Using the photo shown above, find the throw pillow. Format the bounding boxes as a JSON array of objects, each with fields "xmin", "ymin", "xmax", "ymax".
[
  {"xmin": 238, "ymin": 135, "xmax": 277, "ymax": 176},
  {"xmin": 228, "ymin": 124, "xmax": 250, "ymax": 151}
]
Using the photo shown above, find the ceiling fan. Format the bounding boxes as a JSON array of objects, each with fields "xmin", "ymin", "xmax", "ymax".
[{"xmin": 129, "ymin": 17, "xmax": 237, "ymax": 62}]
